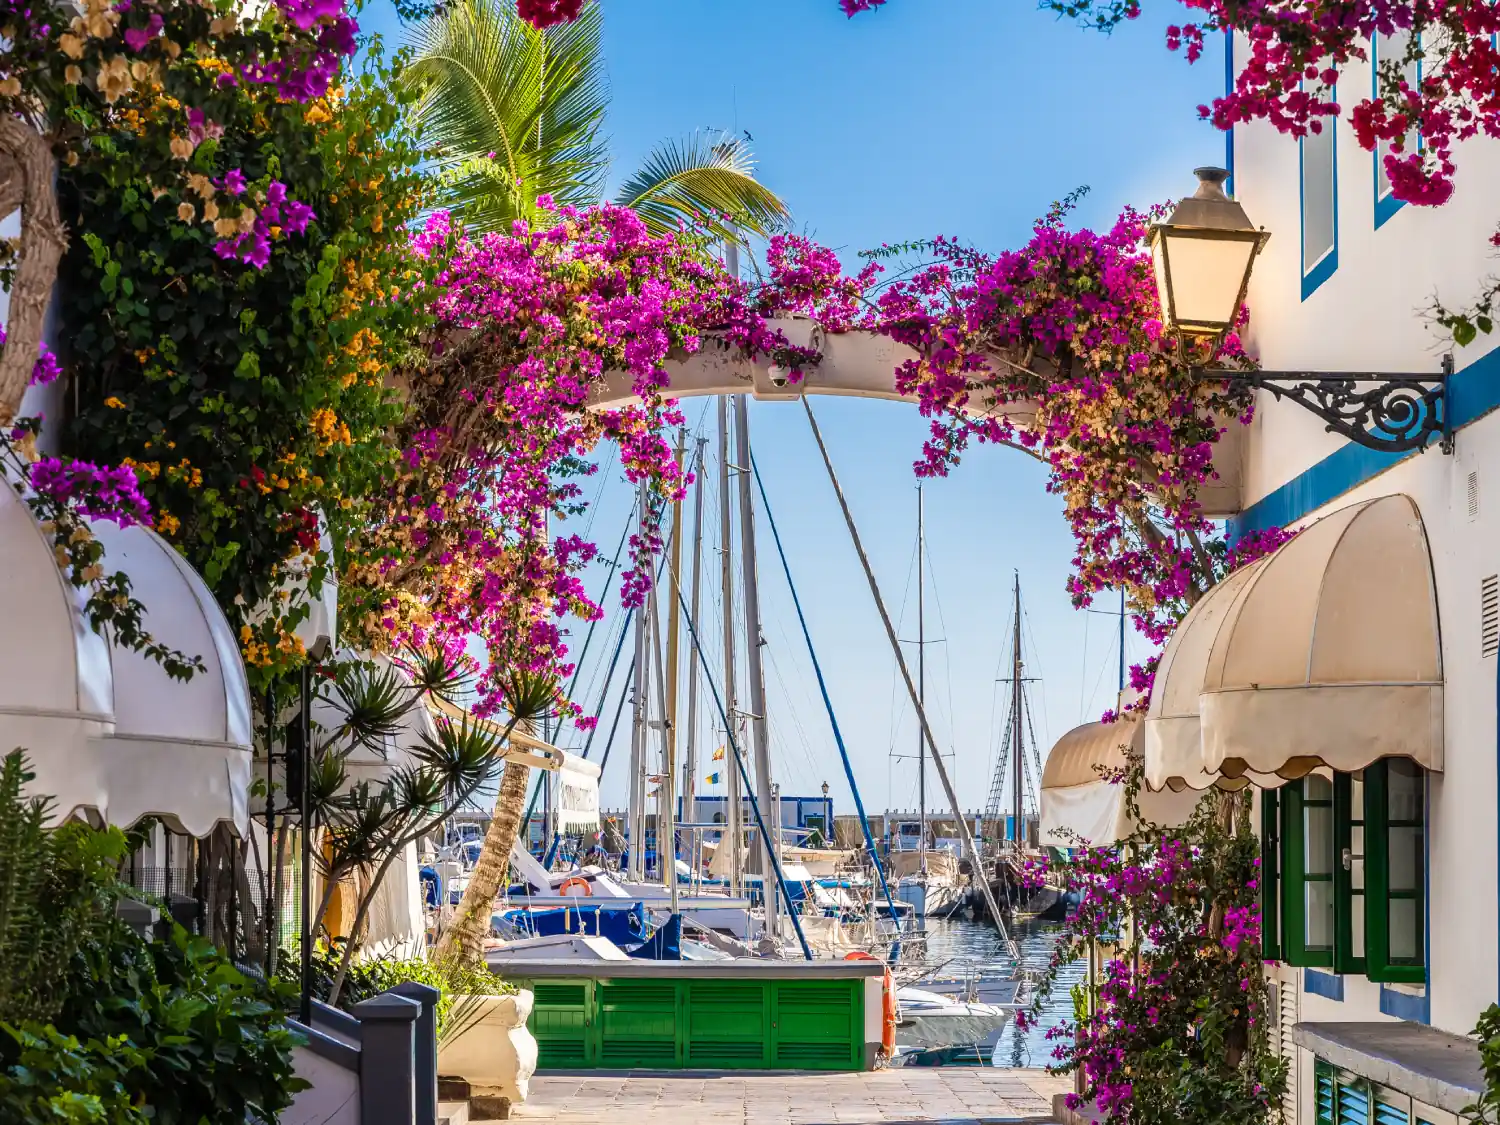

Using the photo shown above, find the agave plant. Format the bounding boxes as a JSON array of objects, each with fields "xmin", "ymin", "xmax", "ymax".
[{"xmin": 404, "ymin": 0, "xmax": 789, "ymax": 244}]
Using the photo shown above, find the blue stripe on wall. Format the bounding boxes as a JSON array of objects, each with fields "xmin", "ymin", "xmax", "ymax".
[{"xmin": 1227, "ymin": 341, "xmax": 1500, "ymax": 540}]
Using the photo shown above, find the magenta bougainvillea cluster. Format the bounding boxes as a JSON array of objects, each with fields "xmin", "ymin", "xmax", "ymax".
[
  {"xmin": 342, "ymin": 201, "xmax": 805, "ymax": 717},
  {"xmin": 1018, "ymin": 786, "xmax": 1284, "ymax": 1125}
]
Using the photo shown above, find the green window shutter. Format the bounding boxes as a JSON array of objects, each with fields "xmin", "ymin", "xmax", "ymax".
[
  {"xmin": 1315, "ymin": 1058, "xmax": 1337, "ymax": 1124},
  {"xmin": 1336, "ymin": 1073, "xmax": 1371, "ymax": 1125},
  {"xmin": 1282, "ymin": 777, "xmax": 1335, "ymax": 967},
  {"xmin": 1262, "ymin": 788, "xmax": 1281, "ymax": 961},
  {"xmin": 1365, "ymin": 759, "xmax": 1427, "ymax": 984},
  {"xmin": 1333, "ymin": 772, "xmax": 1367, "ymax": 975}
]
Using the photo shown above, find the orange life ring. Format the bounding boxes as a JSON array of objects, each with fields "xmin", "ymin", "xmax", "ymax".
[
  {"xmin": 558, "ymin": 877, "xmax": 592, "ymax": 897},
  {"xmin": 844, "ymin": 951, "xmax": 897, "ymax": 1057}
]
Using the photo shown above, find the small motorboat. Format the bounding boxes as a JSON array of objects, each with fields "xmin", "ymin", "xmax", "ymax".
[{"xmin": 893, "ymin": 986, "xmax": 1014, "ymax": 1049}]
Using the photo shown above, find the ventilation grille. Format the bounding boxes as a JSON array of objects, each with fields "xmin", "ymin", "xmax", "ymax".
[
  {"xmin": 1484, "ymin": 576, "xmax": 1499, "ymax": 659},
  {"xmin": 1276, "ymin": 979, "xmax": 1299, "ymax": 1121},
  {"xmin": 1470, "ymin": 471, "xmax": 1481, "ymax": 521}
]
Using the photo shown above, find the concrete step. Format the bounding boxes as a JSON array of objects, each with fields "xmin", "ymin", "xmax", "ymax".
[{"xmin": 438, "ymin": 1100, "xmax": 470, "ymax": 1125}]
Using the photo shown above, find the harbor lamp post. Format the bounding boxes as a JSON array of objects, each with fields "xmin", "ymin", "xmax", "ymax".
[{"xmin": 1150, "ymin": 167, "xmax": 1451, "ymax": 454}]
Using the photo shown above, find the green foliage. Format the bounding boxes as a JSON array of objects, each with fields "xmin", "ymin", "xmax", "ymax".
[
  {"xmin": 49, "ymin": 920, "xmax": 307, "ymax": 1125},
  {"xmin": 1464, "ymin": 1003, "xmax": 1500, "ymax": 1124},
  {"xmin": 283, "ymin": 941, "xmax": 514, "ymax": 1040},
  {"xmin": 0, "ymin": 751, "xmax": 130, "ymax": 1027},
  {"xmin": 0, "ymin": 1025, "xmax": 148, "ymax": 1125},
  {"xmin": 58, "ymin": 44, "xmax": 434, "ymax": 686}
]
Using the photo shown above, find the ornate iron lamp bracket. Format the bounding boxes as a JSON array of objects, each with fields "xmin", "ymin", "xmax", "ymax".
[{"xmin": 1199, "ymin": 354, "xmax": 1453, "ymax": 455}]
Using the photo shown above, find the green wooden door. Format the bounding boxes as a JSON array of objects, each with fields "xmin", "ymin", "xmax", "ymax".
[
  {"xmin": 772, "ymin": 979, "xmax": 861, "ymax": 1070},
  {"xmin": 529, "ymin": 980, "xmax": 592, "ymax": 1068},
  {"xmin": 595, "ymin": 980, "xmax": 679, "ymax": 1068},
  {"xmin": 684, "ymin": 980, "xmax": 771, "ymax": 1068}
]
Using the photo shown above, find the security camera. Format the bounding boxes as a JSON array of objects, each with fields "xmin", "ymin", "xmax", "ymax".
[{"xmin": 767, "ymin": 366, "xmax": 790, "ymax": 388}]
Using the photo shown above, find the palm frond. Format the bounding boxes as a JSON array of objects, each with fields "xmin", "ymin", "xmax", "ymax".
[
  {"xmin": 404, "ymin": 0, "xmax": 608, "ymax": 231},
  {"xmin": 324, "ymin": 660, "xmax": 414, "ymax": 755},
  {"xmin": 412, "ymin": 716, "xmax": 506, "ymax": 796},
  {"xmin": 613, "ymin": 131, "xmax": 790, "ymax": 243}
]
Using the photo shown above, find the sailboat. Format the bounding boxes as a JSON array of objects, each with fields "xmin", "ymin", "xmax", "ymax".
[
  {"xmin": 891, "ymin": 485, "xmax": 965, "ymax": 920},
  {"xmin": 971, "ymin": 574, "xmax": 1067, "ymax": 923}
]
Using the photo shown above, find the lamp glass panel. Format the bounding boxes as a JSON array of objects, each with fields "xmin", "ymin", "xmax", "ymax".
[
  {"xmin": 1151, "ymin": 235, "xmax": 1174, "ymax": 330},
  {"xmin": 1161, "ymin": 231, "xmax": 1255, "ymax": 328}
]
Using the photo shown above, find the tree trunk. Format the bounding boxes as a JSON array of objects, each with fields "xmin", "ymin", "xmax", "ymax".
[
  {"xmin": 432, "ymin": 755, "xmax": 532, "ymax": 965},
  {"xmin": 0, "ymin": 117, "xmax": 66, "ymax": 427}
]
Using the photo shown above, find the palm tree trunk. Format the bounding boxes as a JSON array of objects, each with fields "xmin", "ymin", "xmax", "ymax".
[{"xmin": 433, "ymin": 754, "xmax": 532, "ymax": 965}]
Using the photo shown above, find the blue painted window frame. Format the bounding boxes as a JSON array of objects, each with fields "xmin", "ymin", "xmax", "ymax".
[
  {"xmin": 1300, "ymin": 82, "xmax": 1339, "ymax": 299},
  {"xmin": 1372, "ymin": 31, "xmax": 1421, "ymax": 229}
]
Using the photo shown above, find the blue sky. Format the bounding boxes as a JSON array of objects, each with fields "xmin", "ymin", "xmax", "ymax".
[{"xmin": 362, "ymin": 0, "xmax": 1231, "ymax": 813}]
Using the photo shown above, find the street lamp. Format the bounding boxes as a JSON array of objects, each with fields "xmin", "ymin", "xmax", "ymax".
[
  {"xmin": 1152, "ymin": 167, "xmax": 1451, "ymax": 455},
  {"xmin": 1149, "ymin": 167, "xmax": 1269, "ymax": 351}
]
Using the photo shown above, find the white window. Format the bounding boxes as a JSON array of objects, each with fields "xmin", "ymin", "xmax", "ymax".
[
  {"xmin": 1300, "ymin": 88, "xmax": 1338, "ymax": 296},
  {"xmin": 1374, "ymin": 30, "xmax": 1420, "ymax": 225}
]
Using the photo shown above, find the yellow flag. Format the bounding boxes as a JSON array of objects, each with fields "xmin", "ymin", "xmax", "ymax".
[{"xmin": 712, "ymin": 746, "xmax": 726, "ymax": 761}]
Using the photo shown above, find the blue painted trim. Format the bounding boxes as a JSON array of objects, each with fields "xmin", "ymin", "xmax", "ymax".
[
  {"xmin": 1304, "ymin": 968, "xmax": 1346, "ymax": 1001},
  {"xmin": 1227, "ymin": 342, "xmax": 1500, "ymax": 540},
  {"xmin": 1299, "ymin": 80, "xmax": 1339, "ymax": 300},
  {"xmin": 1371, "ymin": 33, "xmax": 1413, "ymax": 230},
  {"xmin": 1380, "ymin": 985, "xmax": 1430, "ymax": 1023},
  {"xmin": 1224, "ymin": 28, "xmax": 1235, "ymax": 191}
]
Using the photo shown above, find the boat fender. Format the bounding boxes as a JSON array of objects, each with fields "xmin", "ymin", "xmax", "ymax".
[
  {"xmin": 558, "ymin": 877, "xmax": 592, "ymax": 897},
  {"xmin": 843, "ymin": 951, "xmax": 897, "ymax": 1058}
]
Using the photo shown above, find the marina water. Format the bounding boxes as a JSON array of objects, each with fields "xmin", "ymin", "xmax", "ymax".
[{"xmin": 922, "ymin": 917, "xmax": 1083, "ymax": 1069}]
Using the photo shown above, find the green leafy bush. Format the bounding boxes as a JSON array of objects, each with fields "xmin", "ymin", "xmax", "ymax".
[
  {"xmin": 286, "ymin": 940, "xmax": 514, "ymax": 1040},
  {"xmin": 0, "ymin": 752, "xmax": 130, "ymax": 1026},
  {"xmin": 53, "ymin": 921, "xmax": 307, "ymax": 1125},
  {"xmin": 0, "ymin": 1025, "xmax": 148, "ymax": 1125},
  {"xmin": 1465, "ymin": 1003, "xmax": 1500, "ymax": 1124},
  {"xmin": 0, "ymin": 750, "xmax": 306, "ymax": 1124}
]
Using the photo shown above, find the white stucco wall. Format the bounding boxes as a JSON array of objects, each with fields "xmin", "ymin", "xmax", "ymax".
[{"xmin": 1230, "ymin": 30, "xmax": 1500, "ymax": 1049}]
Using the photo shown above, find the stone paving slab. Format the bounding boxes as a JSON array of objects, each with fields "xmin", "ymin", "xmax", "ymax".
[{"xmin": 513, "ymin": 1068, "xmax": 1069, "ymax": 1124}]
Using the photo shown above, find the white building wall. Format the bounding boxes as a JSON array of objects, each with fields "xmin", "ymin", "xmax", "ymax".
[{"xmin": 1230, "ymin": 31, "xmax": 1500, "ymax": 1048}]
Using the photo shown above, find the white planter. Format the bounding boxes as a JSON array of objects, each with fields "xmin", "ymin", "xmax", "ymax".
[{"xmin": 436, "ymin": 990, "xmax": 537, "ymax": 1106}]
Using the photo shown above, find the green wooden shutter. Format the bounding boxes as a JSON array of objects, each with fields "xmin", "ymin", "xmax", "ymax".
[
  {"xmin": 1261, "ymin": 788, "xmax": 1281, "ymax": 961},
  {"xmin": 1366, "ymin": 759, "xmax": 1427, "ymax": 984},
  {"xmin": 772, "ymin": 979, "xmax": 861, "ymax": 1070},
  {"xmin": 685, "ymin": 981, "xmax": 770, "ymax": 1068},
  {"xmin": 1282, "ymin": 777, "xmax": 1334, "ymax": 967},
  {"xmin": 1315, "ymin": 1058, "xmax": 1337, "ymax": 1124},
  {"xmin": 1333, "ymin": 772, "xmax": 1367, "ymax": 975},
  {"xmin": 596, "ymin": 980, "xmax": 680, "ymax": 1067},
  {"xmin": 529, "ymin": 980, "xmax": 593, "ymax": 1068}
]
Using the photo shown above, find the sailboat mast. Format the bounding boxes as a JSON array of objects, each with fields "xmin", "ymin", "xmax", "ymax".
[
  {"xmin": 717, "ymin": 397, "xmax": 743, "ymax": 897},
  {"xmin": 917, "ymin": 485, "xmax": 926, "ymax": 872},
  {"xmin": 662, "ymin": 430, "xmax": 686, "ymax": 913},
  {"xmin": 682, "ymin": 438, "xmax": 707, "ymax": 888},
  {"xmin": 628, "ymin": 483, "xmax": 650, "ymax": 881},
  {"xmin": 735, "ymin": 395, "xmax": 780, "ymax": 939},
  {"xmin": 1011, "ymin": 573, "xmax": 1023, "ymax": 849}
]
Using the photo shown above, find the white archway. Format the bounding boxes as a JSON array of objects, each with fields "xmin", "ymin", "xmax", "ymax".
[{"xmin": 588, "ymin": 316, "xmax": 1245, "ymax": 518}]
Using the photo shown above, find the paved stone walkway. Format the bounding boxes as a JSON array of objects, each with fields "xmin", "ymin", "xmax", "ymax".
[{"xmin": 513, "ymin": 1068, "xmax": 1068, "ymax": 1124}]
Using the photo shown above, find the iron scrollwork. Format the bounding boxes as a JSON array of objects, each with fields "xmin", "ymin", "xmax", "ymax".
[{"xmin": 1202, "ymin": 354, "xmax": 1452, "ymax": 454}]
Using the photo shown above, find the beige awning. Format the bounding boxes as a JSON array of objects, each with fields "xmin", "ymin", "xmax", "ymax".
[
  {"xmin": 1041, "ymin": 716, "xmax": 1200, "ymax": 846},
  {"xmin": 1144, "ymin": 560, "xmax": 1267, "ymax": 792},
  {"xmin": 1200, "ymin": 493, "xmax": 1443, "ymax": 783}
]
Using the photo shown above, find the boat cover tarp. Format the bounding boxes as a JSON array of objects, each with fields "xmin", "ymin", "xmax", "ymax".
[
  {"xmin": 626, "ymin": 913, "xmax": 682, "ymax": 960},
  {"xmin": 501, "ymin": 903, "xmax": 648, "ymax": 945}
]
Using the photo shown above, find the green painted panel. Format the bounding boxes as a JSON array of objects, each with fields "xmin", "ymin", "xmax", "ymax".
[
  {"xmin": 522, "ymin": 974, "xmax": 866, "ymax": 1072},
  {"xmin": 529, "ymin": 981, "xmax": 592, "ymax": 1068},
  {"xmin": 597, "ymin": 980, "xmax": 680, "ymax": 1068},
  {"xmin": 773, "ymin": 980, "xmax": 859, "ymax": 1070},
  {"xmin": 685, "ymin": 981, "xmax": 769, "ymax": 1069}
]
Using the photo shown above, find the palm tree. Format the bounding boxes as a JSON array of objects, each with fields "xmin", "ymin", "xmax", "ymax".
[
  {"xmin": 404, "ymin": 0, "xmax": 789, "ymax": 243},
  {"xmin": 411, "ymin": 0, "xmax": 788, "ymax": 965}
]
